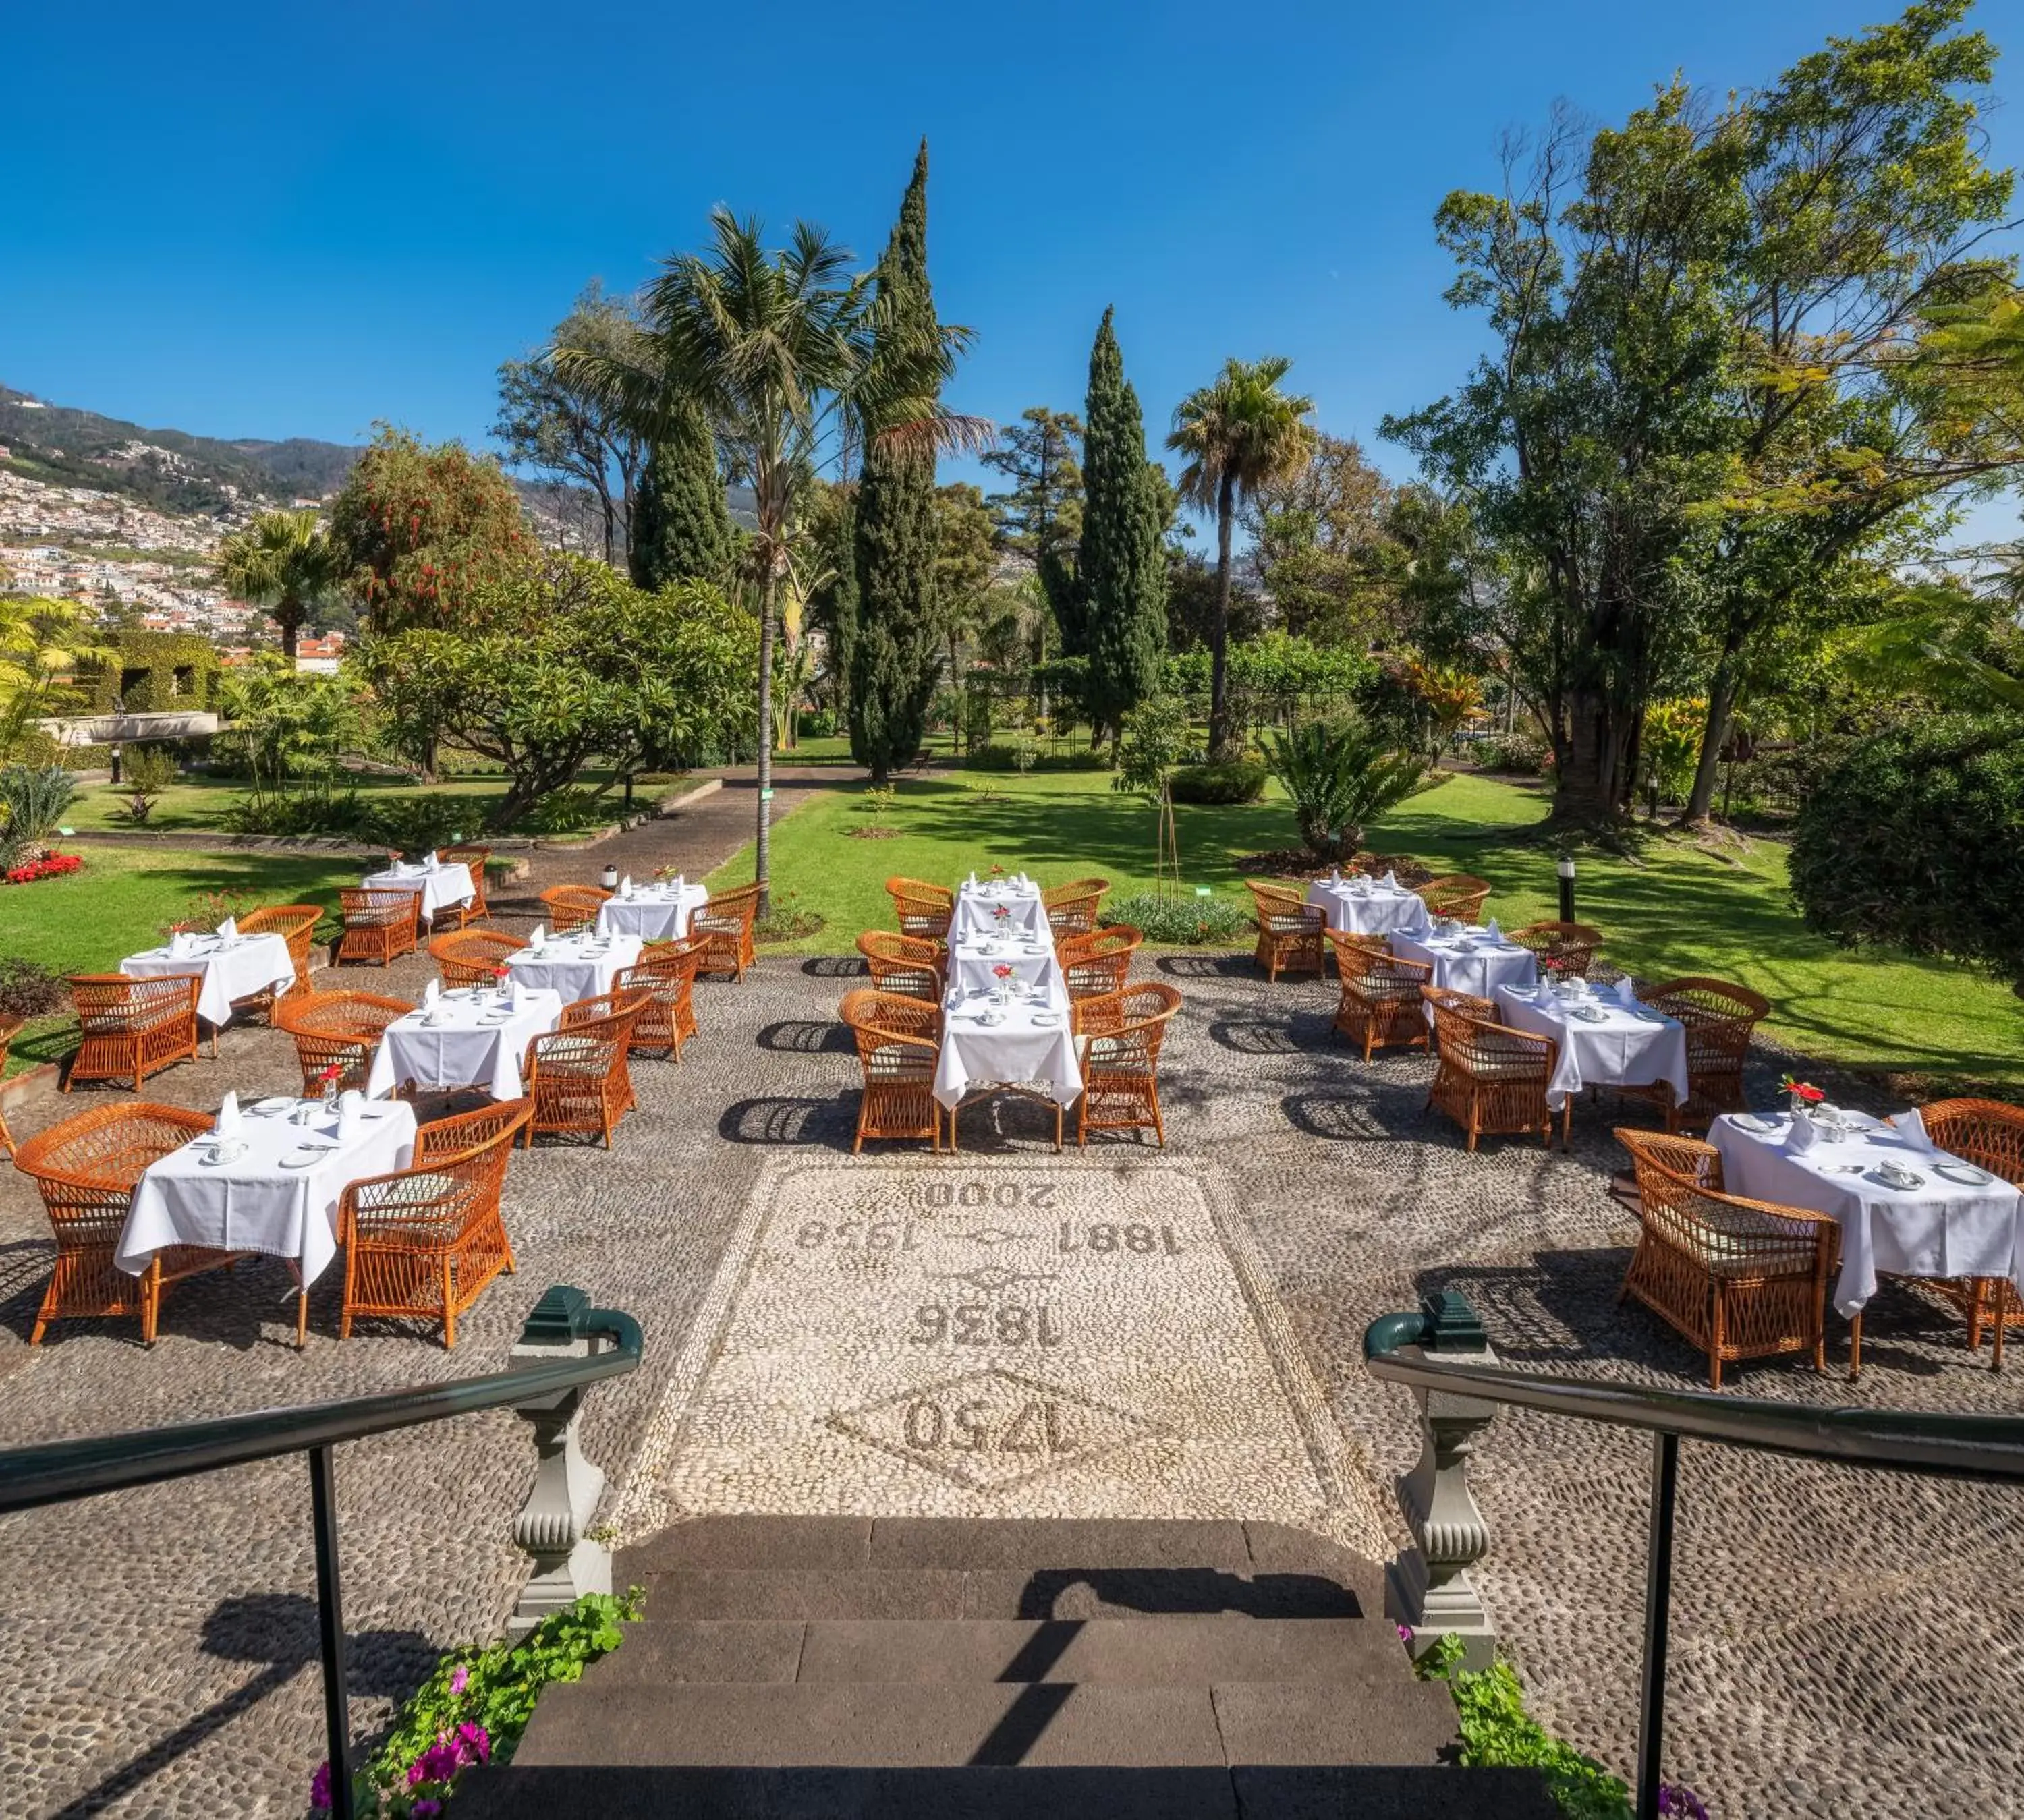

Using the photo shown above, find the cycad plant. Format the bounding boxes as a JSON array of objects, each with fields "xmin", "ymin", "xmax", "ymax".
[
  {"xmin": 0, "ymin": 763, "xmax": 78, "ymax": 867},
  {"xmin": 1262, "ymin": 719, "xmax": 1430, "ymax": 861}
]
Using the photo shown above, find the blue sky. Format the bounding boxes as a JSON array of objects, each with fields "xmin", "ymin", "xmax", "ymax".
[{"xmin": 6, "ymin": 0, "xmax": 2023, "ymax": 536}]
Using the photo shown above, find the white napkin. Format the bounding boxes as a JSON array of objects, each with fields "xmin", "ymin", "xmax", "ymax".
[
  {"xmin": 1328, "ymin": 867, "xmax": 1341, "ymax": 884},
  {"xmin": 169, "ymin": 930, "xmax": 192, "ymax": 959},
  {"xmin": 530, "ymin": 923, "xmax": 546, "ymax": 949},
  {"xmin": 620, "ymin": 874, "xmax": 634, "ymax": 897},
  {"xmin": 216, "ymin": 915, "xmax": 238, "ymax": 940},
  {"xmin": 422, "ymin": 849, "xmax": 440, "ymax": 872},
  {"xmin": 424, "ymin": 978, "xmax": 441, "ymax": 1006},
  {"xmin": 1788, "ymin": 1111, "xmax": 1820, "ymax": 1154},
  {"xmin": 509, "ymin": 979, "xmax": 526, "ymax": 1011},
  {"xmin": 337, "ymin": 1090, "xmax": 363, "ymax": 1141},
  {"xmin": 1484, "ymin": 917, "xmax": 1501, "ymax": 941},
  {"xmin": 1383, "ymin": 870, "xmax": 1399, "ymax": 889},
  {"xmin": 968, "ymin": 871, "xmax": 978, "ymax": 886},
  {"xmin": 214, "ymin": 1090, "xmax": 241, "ymax": 1137},
  {"xmin": 1614, "ymin": 976, "xmax": 1639, "ymax": 1008},
  {"xmin": 1892, "ymin": 1108, "xmax": 1936, "ymax": 1153}
]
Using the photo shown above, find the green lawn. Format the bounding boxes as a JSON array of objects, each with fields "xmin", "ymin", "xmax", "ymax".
[
  {"xmin": 3, "ymin": 847, "xmax": 360, "ymax": 1077},
  {"xmin": 708, "ymin": 766, "xmax": 2024, "ymax": 1091},
  {"xmin": 63, "ymin": 771, "xmax": 515, "ymax": 834}
]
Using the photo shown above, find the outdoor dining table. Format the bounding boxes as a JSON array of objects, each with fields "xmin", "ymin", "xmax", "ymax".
[
  {"xmin": 1305, "ymin": 875, "xmax": 1432, "ymax": 939},
  {"xmin": 594, "ymin": 878, "xmax": 708, "ymax": 944},
  {"xmin": 360, "ymin": 858, "xmax": 475, "ymax": 927},
  {"xmin": 366, "ymin": 986, "xmax": 564, "ymax": 1101},
  {"xmin": 1391, "ymin": 926, "xmax": 1539, "ymax": 1009},
  {"xmin": 946, "ymin": 929, "xmax": 1061, "ymax": 1000},
  {"xmin": 933, "ymin": 975, "xmax": 1082, "ymax": 1131},
  {"xmin": 504, "ymin": 930, "xmax": 642, "ymax": 1006},
  {"xmin": 120, "ymin": 931, "xmax": 296, "ymax": 1030},
  {"xmin": 118, "ymin": 1095, "xmax": 419, "ymax": 1299},
  {"xmin": 1493, "ymin": 980, "xmax": 1690, "ymax": 1112},
  {"xmin": 1710, "ymin": 1108, "xmax": 2024, "ymax": 1324},
  {"xmin": 951, "ymin": 876, "xmax": 1050, "ymax": 942}
]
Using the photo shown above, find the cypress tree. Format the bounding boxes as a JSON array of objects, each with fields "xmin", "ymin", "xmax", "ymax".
[
  {"xmin": 849, "ymin": 140, "xmax": 944, "ymax": 784},
  {"xmin": 1079, "ymin": 307, "xmax": 1167, "ymax": 746},
  {"xmin": 629, "ymin": 403, "xmax": 737, "ymax": 591}
]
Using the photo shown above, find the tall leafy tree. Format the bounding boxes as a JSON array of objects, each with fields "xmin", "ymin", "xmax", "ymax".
[
  {"xmin": 851, "ymin": 142, "xmax": 949, "ymax": 783},
  {"xmin": 1167, "ymin": 356, "xmax": 1315, "ymax": 758},
  {"xmin": 982, "ymin": 405, "xmax": 1085, "ymax": 646},
  {"xmin": 1241, "ymin": 432, "xmax": 1401, "ymax": 647},
  {"xmin": 213, "ymin": 508, "xmax": 341, "ymax": 661},
  {"xmin": 932, "ymin": 480, "xmax": 999, "ymax": 682},
  {"xmin": 630, "ymin": 401, "xmax": 739, "ymax": 590}
]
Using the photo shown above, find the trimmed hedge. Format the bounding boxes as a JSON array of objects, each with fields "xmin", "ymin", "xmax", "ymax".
[{"xmin": 1167, "ymin": 760, "xmax": 1267, "ymax": 805}]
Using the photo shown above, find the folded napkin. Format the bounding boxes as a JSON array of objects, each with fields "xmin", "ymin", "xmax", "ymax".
[
  {"xmin": 529, "ymin": 923, "xmax": 546, "ymax": 949},
  {"xmin": 214, "ymin": 1090, "xmax": 241, "ymax": 1137},
  {"xmin": 1328, "ymin": 867, "xmax": 1342, "ymax": 884},
  {"xmin": 1382, "ymin": 870, "xmax": 1399, "ymax": 889},
  {"xmin": 968, "ymin": 871, "xmax": 978, "ymax": 886},
  {"xmin": 1484, "ymin": 917, "xmax": 1502, "ymax": 941},
  {"xmin": 337, "ymin": 1090, "xmax": 363, "ymax": 1141},
  {"xmin": 1788, "ymin": 1110, "xmax": 1820, "ymax": 1154},
  {"xmin": 620, "ymin": 874, "xmax": 634, "ymax": 897},
  {"xmin": 169, "ymin": 930, "xmax": 193, "ymax": 959},
  {"xmin": 422, "ymin": 850, "xmax": 440, "ymax": 872},
  {"xmin": 1613, "ymin": 976, "xmax": 1639, "ymax": 1008},
  {"xmin": 424, "ymin": 978, "xmax": 441, "ymax": 1006},
  {"xmin": 1891, "ymin": 1108, "xmax": 1936, "ymax": 1153},
  {"xmin": 216, "ymin": 915, "xmax": 238, "ymax": 940},
  {"xmin": 509, "ymin": 978, "xmax": 527, "ymax": 1011}
]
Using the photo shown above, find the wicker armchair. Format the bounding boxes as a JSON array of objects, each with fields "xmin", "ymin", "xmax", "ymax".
[
  {"xmin": 14, "ymin": 1102, "xmax": 235, "ymax": 1344},
  {"xmin": 1044, "ymin": 877, "xmax": 1110, "ymax": 939},
  {"xmin": 430, "ymin": 928, "xmax": 528, "ymax": 989},
  {"xmin": 840, "ymin": 987, "xmax": 943, "ymax": 1153},
  {"xmin": 522, "ymin": 992, "xmax": 646, "ymax": 1147},
  {"xmin": 1620, "ymin": 977, "xmax": 1768, "ymax": 1130},
  {"xmin": 1904, "ymin": 1098, "xmax": 2024, "ymax": 1363},
  {"xmin": 1416, "ymin": 874, "xmax": 1492, "ymax": 924},
  {"xmin": 1423, "ymin": 987, "xmax": 1559, "ymax": 1151},
  {"xmin": 275, "ymin": 990, "xmax": 414, "ymax": 1096},
  {"xmin": 538, "ymin": 884, "xmax": 611, "ymax": 934},
  {"xmin": 434, "ymin": 846, "xmax": 493, "ymax": 928},
  {"xmin": 1071, "ymin": 982, "xmax": 1181, "ymax": 1147},
  {"xmin": 0, "ymin": 1015, "xmax": 19, "ymax": 1158},
  {"xmin": 1509, "ymin": 921, "xmax": 1604, "ymax": 981},
  {"xmin": 1057, "ymin": 926, "xmax": 1142, "ymax": 1000},
  {"xmin": 63, "ymin": 974, "xmax": 202, "ymax": 1093},
  {"xmin": 1615, "ymin": 1127, "xmax": 1839, "ymax": 1390},
  {"xmin": 1244, "ymin": 882, "xmax": 1327, "ymax": 982},
  {"xmin": 857, "ymin": 932, "xmax": 945, "ymax": 1002},
  {"xmin": 338, "ymin": 1098, "xmax": 530, "ymax": 1349},
  {"xmin": 1326, "ymin": 931, "xmax": 1433, "ymax": 1060},
  {"xmin": 233, "ymin": 904, "xmax": 322, "ymax": 1017},
  {"xmin": 338, "ymin": 889, "xmax": 420, "ymax": 967},
  {"xmin": 886, "ymin": 877, "xmax": 954, "ymax": 946},
  {"xmin": 615, "ymin": 938, "xmax": 708, "ymax": 1060},
  {"xmin": 694, "ymin": 883, "xmax": 762, "ymax": 981}
]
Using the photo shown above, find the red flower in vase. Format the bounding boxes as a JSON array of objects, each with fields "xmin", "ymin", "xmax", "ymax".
[
  {"xmin": 1779, "ymin": 1075, "xmax": 1824, "ymax": 1104},
  {"xmin": 992, "ymin": 963, "xmax": 1013, "ymax": 979}
]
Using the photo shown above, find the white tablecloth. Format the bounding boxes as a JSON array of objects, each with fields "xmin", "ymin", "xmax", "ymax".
[
  {"xmin": 504, "ymin": 931, "xmax": 642, "ymax": 1007},
  {"xmin": 1391, "ymin": 930, "xmax": 1539, "ymax": 1008},
  {"xmin": 366, "ymin": 988, "xmax": 563, "ymax": 1100},
  {"xmin": 596, "ymin": 882, "xmax": 708, "ymax": 944},
  {"xmin": 1710, "ymin": 1110, "xmax": 2024, "ymax": 1317},
  {"xmin": 1305, "ymin": 878, "xmax": 1432, "ymax": 939},
  {"xmin": 121, "ymin": 934, "xmax": 297, "ymax": 1029},
  {"xmin": 934, "ymin": 979, "xmax": 1081, "ymax": 1110},
  {"xmin": 1494, "ymin": 984, "xmax": 1690, "ymax": 1112},
  {"xmin": 360, "ymin": 861, "xmax": 475, "ymax": 926},
  {"xmin": 947, "ymin": 932, "xmax": 1060, "ymax": 999},
  {"xmin": 952, "ymin": 880, "xmax": 1049, "ymax": 942},
  {"xmin": 119, "ymin": 1098, "xmax": 419, "ymax": 1287}
]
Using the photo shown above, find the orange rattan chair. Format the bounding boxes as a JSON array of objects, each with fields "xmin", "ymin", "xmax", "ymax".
[
  {"xmin": 1416, "ymin": 874, "xmax": 1492, "ymax": 924},
  {"xmin": 1423, "ymin": 986, "xmax": 1559, "ymax": 1151},
  {"xmin": 1057, "ymin": 925, "xmax": 1142, "ymax": 1000},
  {"xmin": 434, "ymin": 846, "xmax": 493, "ymax": 928},
  {"xmin": 615, "ymin": 938, "xmax": 708, "ymax": 1060},
  {"xmin": 840, "ymin": 987, "xmax": 943, "ymax": 1153},
  {"xmin": 694, "ymin": 882, "xmax": 762, "ymax": 981},
  {"xmin": 857, "ymin": 931, "xmax": 945, "ymax": 1002},
  {"xmin": 63, "ymin": 974, "xmax": 202, "ymax": 1093},
  {"xmin": 275, "ymin": 990, "xmax": 414, "ymax": 1095},
  {"xmin": 1244, "ymin": 882, "xmax": 1326, "ymax": 982},
  {"xmin": 338, "ymin": 889, "xmax": 420, "ymax": 967},
  {"xmin": 885, "ymin": 876, "xmax": 955, "ymax": 946},
  {"xmin": 430, "ymin": 928, "xmax": 528, "ymax": 989},
  {"xmin": 13, "ymin": 1102, "xmax": 240, "ymax": 1344},
  {"xmin": 1621, "ymin": 977, "xmax": 1769, "ymax": 1131},
  {"xmin": 1509, "ymin": 921, "xmax": 1604, "ymax": 981},
  {"xmin": 1044, "ymin": 877, "xmax": 1110, "ymax": 940},
  {"xmin": 1901, "ymin": 1098, "xmax": 2024, "ymax": 1363},
  {"xmin": 1326, "ymin": 930, "xmax": 1433, "ymax": 1061},
  {"xmin": 538, "ymin": 884, "xmax": 611, "ymax": 934},
  {"xmin": 0, "ymin": 1015, "xmax": 19, "ymax": 1157},
  {"xmin": 337, "ymin": 1097, "xmax": 530, "ymax": 1349},
  {"xmin": 522, "ymin": 992, "xmax": 647, "ymax": 1147},
  {"xmin": 1615, "ymin": 1127, "xmax": 1839, "ymax": 1390},
  {"xmin": 233, "ymin": 904, "xmax": 323, "ymax": 1017},
  {"xmin": 1071, "ymin": 981, "xmax": 1181, "ymax": 1147}
]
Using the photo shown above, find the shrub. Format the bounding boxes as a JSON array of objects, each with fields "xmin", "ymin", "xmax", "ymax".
[
  {"xmin": 0, "ymin": 764, "xmax": 78, "ymax": 865},
  {"xmin": 0, "ymin": 957, "xmax": 69, "ymax": 1019},
  {"xmin": 1102, "ymin": 890, "xmax": 1248, "ymax": 944},
  {"xmin": 1790, "ymin": 712, "xmax": 2024, "ymax": 991},
  {"xmin": 520, "ymin": 788, "xmax": 613, "ymax": 835},
  {"xmin": 1260, "ymin": 719, "xmax": 1430, "ymax": 860},
  {"xmin": 356, "ymin": 793, "xmax": 480, "ymax": 855},
  {"xmin": 965, "ymin": 743, "xmax": 1111, "ymax": 773},
  {"xmin": 1167, "ymin": 760, "xmax": 1267, "ymax": 805},
  {"xmin": 119, "ymin": 745, "xmax": 180, "ymax": 825},
  {"xmin": 1478, "ymin": 731, "xmax": 1550, "ymax": 775}
]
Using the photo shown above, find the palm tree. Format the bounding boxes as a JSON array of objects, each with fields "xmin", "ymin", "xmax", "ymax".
[
  {"xmin": 0, "ymin": 594, "xmax": 112, "ymax": 760},
  {"xmin": 214, "ymin": 509, "xmax": 339, "ymax": 662},
  {"xmin": 557, "ymin": 208, "xmax": 981, "ymax": 911},
  {"xmin": 1167, "ymin": 358, "xmax": 1316, "ymax": 759}
]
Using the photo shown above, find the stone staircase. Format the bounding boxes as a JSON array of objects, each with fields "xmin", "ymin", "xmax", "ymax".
[{"xmin": 461, "ymin": 1516, "xmax": 1558, "ymax": 1818}]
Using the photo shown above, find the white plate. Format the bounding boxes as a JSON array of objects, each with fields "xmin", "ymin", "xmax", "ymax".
[
  {"xmin": 1872, "ymin": 1169, "xmax": 1924, "ymax": 1191},
  {"xmin": 1934, "ymin": 1162, "xmax": 1992, "ymax": 1187},
  {"xmin": 1032, "ymin": 1013, "xmax": 1061, "ymax": 1027},
  {"xmin": 1733, "ymin": 1113, "xmax": 1780, "ymax": 1133},
  {"xmin": 480, "ymin": 1013, "xmax": 513, "ymax": 1025},
  {"xmin": 281, "ymin": 1149, "xmax": 326, "ymax": 1169}
]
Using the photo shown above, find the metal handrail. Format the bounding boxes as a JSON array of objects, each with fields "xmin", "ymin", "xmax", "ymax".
[
  {"xmin": 0, "ymin": 1286, "xmax": 641, "ymax": 1820},
  {"xmin": 1364, "ymin": 1292, "xmax": 2024, "ymax": 1820}
]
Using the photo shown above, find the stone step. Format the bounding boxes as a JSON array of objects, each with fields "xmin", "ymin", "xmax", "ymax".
[{"xmin": 589, "ymin": 1616, "xmax": 1411, "ymax": 1686}]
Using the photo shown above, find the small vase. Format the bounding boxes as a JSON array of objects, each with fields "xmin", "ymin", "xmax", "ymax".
[
  {"xmin": 322, "ymin": 1079, "xmax": 340, "ymax": 1116},
  {"xmin": 1787, "ymin": 1091, "xmax": 1808, "ymax": 1118}
]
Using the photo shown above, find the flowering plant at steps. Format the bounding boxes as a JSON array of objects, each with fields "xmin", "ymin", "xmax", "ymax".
[
  {"xmin": 989, "ymin": 863, "xmax": 1006, "ymax": 878},
  {"xmin": 1779, "ymin": 1074, "xmax": 1824, "ymax": 1104},
  {"xmin": 4, "ymin": 853, "xmax": 82, "ymax": 885},
  {"xmin": 1658, "ymin": 1785, "xmax": 1710, "ymax": 1820}
]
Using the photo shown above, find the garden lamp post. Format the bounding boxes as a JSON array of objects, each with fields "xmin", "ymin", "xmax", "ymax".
[{"xmin": 1558, "ymin": 855, "xmax": 1577, "ymax": 925}]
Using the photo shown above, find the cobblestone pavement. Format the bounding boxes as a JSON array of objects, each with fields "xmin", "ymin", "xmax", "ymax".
[{"xmin": 2, "ymin": 941, "xmax": 2020, "ymax": 1818}]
